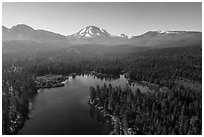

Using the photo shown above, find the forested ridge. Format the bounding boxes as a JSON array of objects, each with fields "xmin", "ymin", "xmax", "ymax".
[
  {"xmin": 3, "ymin": 45, "xmax": 201, "ymax": 84},
  {"xmin": 2, "ymin": 66, "xmax": 37, "ymax": 134},
  {"xmin": 2, "ymin": 44, "xmax": 202, "ymax": 134},
  {"xmin": 89, "ymin": 83, "xmax": 202, "ymax": 135}
]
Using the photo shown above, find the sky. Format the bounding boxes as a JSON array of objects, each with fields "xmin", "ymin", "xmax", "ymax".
[{"xmin": 2, "ymin": 2, "xmax": 202, "ymax": 36}]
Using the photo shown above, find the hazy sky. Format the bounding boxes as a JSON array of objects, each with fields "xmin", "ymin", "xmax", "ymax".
[{"xmin": 2, "ymin": 2, "xmax": 202, "ymax": 36}]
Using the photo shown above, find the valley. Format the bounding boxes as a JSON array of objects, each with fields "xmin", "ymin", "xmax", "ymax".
[{"xmin": 2, "ymin": 24, "xmax": 202, "ymax": 135}]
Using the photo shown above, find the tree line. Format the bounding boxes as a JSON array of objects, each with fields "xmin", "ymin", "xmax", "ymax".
[
  {"xmin": 2, "ymin": 65, "xmax": 37, "ymax": 134},
  {"xmin": 89, "ymin": 83, "xmax": 202, "ymax": 135},
  {"xmin": 2, "ymin": 44, "xmax": 201, "ymax": 134}
]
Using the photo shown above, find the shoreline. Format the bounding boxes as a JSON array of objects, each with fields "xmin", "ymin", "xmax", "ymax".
[
  {"xmin": 36, "ymin": 75, "xmax": 69, "ymax": 89},
  {"xmin": 88, "ymin": 100, "xmax": 135, "ymax": 135}
]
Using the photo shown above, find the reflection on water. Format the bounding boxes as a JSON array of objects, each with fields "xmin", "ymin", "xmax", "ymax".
[{"xmin": 19, "ymin": 74, "xmax": 157, "ymax": 135}]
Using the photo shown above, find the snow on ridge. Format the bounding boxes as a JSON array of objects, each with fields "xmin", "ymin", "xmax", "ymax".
[
  {"xmin": 100, "ymin": 28, "xmax": 105, "ymax": 33},
  {"xmin": 88, "ymin": 28, "xmax": 93, "ymax": 35},
  {"xmin": 80, "ymin": 28, "xmax": 86, "ymax": 35},
  {"xmin": 70, "ymin": 26, "xmax": 116, "ymax": 38},
  {"xmin": 156, "ymin": 31, "xmax": 183, "ymax": 34},
  {"xmin": 127, "ymin": 35, "xmax": 134, "ymax": 39},
  {"xmin": 69, "ymin": 26, "xmax": 189, "ymax": 39},
  {"xmin": 120, "ymin": 33, "xmax": 133, "ymax": 39},
  {"xmin": 85, "ymin": 33, "xmax": 92, "ymax": 37}
]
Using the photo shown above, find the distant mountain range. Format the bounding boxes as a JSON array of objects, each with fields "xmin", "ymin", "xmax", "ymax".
[
  {"xmin": 2, "ymin": 24, "xmax": 202, "ymax": 53},
  {"xmin": 2, "ymin": 24, "xmax": 69, "ymax": 44},
  {"xmin": 67, "ymin": 25, "xmax": 136, "ymax": 45}
]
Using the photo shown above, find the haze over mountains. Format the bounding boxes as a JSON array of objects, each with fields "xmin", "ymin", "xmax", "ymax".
[
  {"xmin": 2, "ymin": 24, "xmax": 202, "ymax": 53},
  {"xmin": 2, "ymin": 25, "xmax": 69, "ymax": 44}
]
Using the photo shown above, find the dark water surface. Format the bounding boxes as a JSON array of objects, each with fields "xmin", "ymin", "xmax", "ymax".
[{"xmin": 19, "ymin": 74, "xmax": 154, "ymax": 135}]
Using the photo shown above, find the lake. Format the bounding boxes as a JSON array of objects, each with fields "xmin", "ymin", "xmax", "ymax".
[{"xmin": 19, "ymin": 74, "xmax": 156, "ymax": 135}]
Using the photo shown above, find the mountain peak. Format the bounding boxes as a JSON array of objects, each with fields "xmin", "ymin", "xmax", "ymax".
[
  {"xmin": 11, "ymin": 24, "xmax": 35, "ymax": 31},
  {"xmin": 2, "ymin": 26, "xmax": 10, "ymax": 35},
  {"xmin": 69, "ymin": 25, "xmax": 111, "ymax": 39},
  {"xmin": 86, "ymin": 25, "xmax": 98, "ymax": 29},
  {"xmin": 2, "ymin": 26, "xmax": 8, "ymax": 29},
  {"xmin": 120, "ymin": 33, "xmax": 126, "ymax": 37}
]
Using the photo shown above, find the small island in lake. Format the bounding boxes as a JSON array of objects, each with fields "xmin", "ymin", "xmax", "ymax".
[{"xmin": 36, "ymin": 75, "xmax": 69, "ymax": 89}]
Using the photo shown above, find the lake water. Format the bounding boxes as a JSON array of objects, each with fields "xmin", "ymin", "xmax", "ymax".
[{"xmin": 19, "ymin": 74, "xmax": 156, "ymax": 135}]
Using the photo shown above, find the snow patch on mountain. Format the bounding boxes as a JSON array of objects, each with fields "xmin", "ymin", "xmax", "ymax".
[
  {"xmin": 120, "ymin": 33, "xmax": 134, "ymax": 39},
  {"xmin": 69, "ymin": 26, "xmax": 111, "ymax": 39},
  {"xmin": 80, "ymin": 28, "xmax": 86, "ymax": 35},
  {"xmin": 67, "ymin": 26, "xmax": 189, "ymax": 40},
  {"xmin": 156, "ymin": 31, "xmax": 185, "ymax": 34},
  {"xmin": 85, "ymin": 33, "xmax": 92, "ymax": 37}
]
